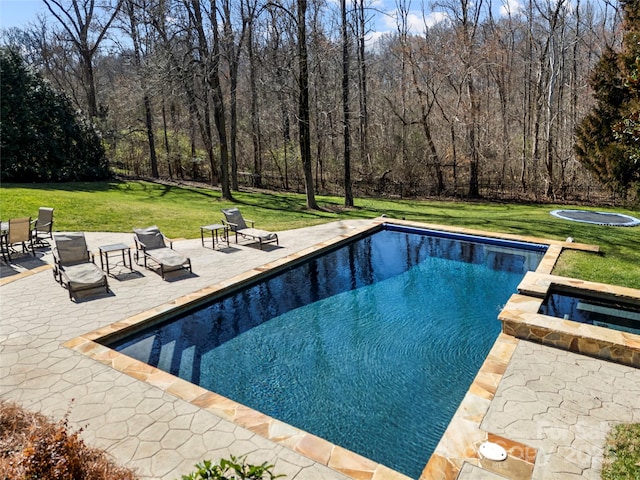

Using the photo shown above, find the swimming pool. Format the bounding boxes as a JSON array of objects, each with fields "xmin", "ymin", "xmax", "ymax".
[{"xmin": 107, "ymin": 225, "xmax": 546, "ymax": 478}]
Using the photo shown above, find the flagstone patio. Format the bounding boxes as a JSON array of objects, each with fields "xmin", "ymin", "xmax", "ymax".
[{"xmin": 1, "ymin": 219, "xmax": 638, "ymax": 480}]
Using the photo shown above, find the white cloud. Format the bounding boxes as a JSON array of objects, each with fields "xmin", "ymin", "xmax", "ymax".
[
  {"xmin": 366, "ymin": 30, "xmax": 387, "ymax": 47},
  {"xmin": 499, "ymin": 0, "xmax": 523, "ymax": 16},
  {"xmin": 423, "ymin": 11, "xmax": 448, "ymax": 28},
  {"xmin": 380, "ymin": 9, "xmax": 448, "ymax": 34}
]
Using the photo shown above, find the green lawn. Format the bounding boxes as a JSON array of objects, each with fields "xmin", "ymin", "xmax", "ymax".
[
  {"xmin": 602, "ymin": 423, "xmax": 640, "ymax": 480},
  {"xmin": 1, "ymin": 180, "xmax": 639, "ymax": 288}
]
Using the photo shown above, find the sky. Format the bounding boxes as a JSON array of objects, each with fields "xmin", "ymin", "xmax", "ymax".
[
  {"xmin": 0, "ymin": 0, "xmax": 49, "ymax": 31},
  {"xmin": 0, "ymin": 0, "xmax": 439, "ymax": 38},
  {"xmin": 0, "ymin": 0, "xmax": 529, "ymax": 40}
]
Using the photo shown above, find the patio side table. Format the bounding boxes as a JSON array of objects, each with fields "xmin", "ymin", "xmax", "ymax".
[
  {"xmin": 99, "ymin": 243, "xmax": 134, "ymax": 276},
  {"xmin": 200, "ymin": 224, "xmax": 229, "ymax": 249}
]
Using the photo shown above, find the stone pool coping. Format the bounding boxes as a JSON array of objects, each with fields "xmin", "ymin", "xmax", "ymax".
[
  {"xmin": 499, "ymin": 272, "xmax": 640, "ymax": 368},
  {"xmin": 61, "ymin": 218, "xmax": 606, "ymax": 480}
]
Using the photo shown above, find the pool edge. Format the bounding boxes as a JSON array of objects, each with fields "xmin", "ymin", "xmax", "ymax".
[{"xmin": 64, "ymin": 218, "xmax": 592, "ymax": 480}]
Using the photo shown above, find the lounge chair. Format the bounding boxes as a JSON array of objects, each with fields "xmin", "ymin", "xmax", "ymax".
[
  {"xmin": 221, "ymin": 208, "xmax": 278, "ymax": 250},
  {"xmin": 53, "ymin": 232, "xmax": 109, "ymax": 300},
  {"xmin": 133, "ymin": 226, "xmax": 192, "ymax": 279},
  {"xmin": 32, "ymin": 207, "xmax": 54, "ymax": 246},
  {"xmin": 5, "ymin": 217, "xmax": 35, "ymax": 261}
]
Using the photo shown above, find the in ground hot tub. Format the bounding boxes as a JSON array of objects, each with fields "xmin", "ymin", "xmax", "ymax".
[
  {"xmin": 539, "ymin": 287, "xmax": 640, "ymax": 335},
  {"xmin": 499, "ymin": 272, "xmax": 640, "ymax": 368}
]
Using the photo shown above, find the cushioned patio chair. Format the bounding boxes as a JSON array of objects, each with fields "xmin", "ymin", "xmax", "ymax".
[
  {"xmin": 133, "ymin": 226, "xmax": 192, "ymax": 279},
  {"xmin": 32, "ymin": 207, "xmax": 54, "ymax": 246},
  {"xmin": 6, "ymin": 217, "xmax": 35, "ymax": 261},
  {"xmin": 53, "ymin": 232, "xmax": 109, "ymax": 300},
  {"xmin": 221, "ymin": 208, "xmax": 278, "ymax": 250}
]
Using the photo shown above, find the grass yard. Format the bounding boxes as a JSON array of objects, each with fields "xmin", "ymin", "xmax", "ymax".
[
  {"xmin": 1, "ymin": 179, "xmax": 639, "ymax": 288},
  {"xmin": 602, "ymin": 423, "xmax": 640, "ymax": 480}
]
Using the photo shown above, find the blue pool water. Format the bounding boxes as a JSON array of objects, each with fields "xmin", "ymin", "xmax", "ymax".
[{"xmin": 109, "ymin": 226, "xmax": 546, "ymax": 478}]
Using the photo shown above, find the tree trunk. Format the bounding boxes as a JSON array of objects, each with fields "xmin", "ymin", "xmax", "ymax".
[
  {"xmin": 125, "ymin": 0, "xmax": 158, "ymax": 178},
  {"xmin": 342, "ymin": 0, "xmax": 353, "ymax": 207},
  {"xmin": 248, "ymin": 17, "xmax": 262, "ymax": 188},
  {"xmin": 143, "ymin": 95, "xmax": 159, "ymax": 177},
  {"xmin": 209, "ymin": 0, "xmax": 232, "ymax": 200},
  {"xmin": 355, "ymin": 0, "xmax": 370, "ymax": 172},
  {"xmin": 297, "ymin": 0, "xmax": 318, "ymax": 209},
  {"xmin": 161, "ymin": 100, "xmax": 173, "ymax": 178}
]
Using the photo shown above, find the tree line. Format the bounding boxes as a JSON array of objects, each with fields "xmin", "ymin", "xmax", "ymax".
[{"xmin": 1, "ymin": 0, "xmax": 636, "ymax": 204}]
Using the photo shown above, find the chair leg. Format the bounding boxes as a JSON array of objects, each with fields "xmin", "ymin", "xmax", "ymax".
[
  {"xmin": 23, "ymin": 240, "xmax": 34, "ymax": 256},
  {"xmin": 0, "ymin": 235, "xmax": 8, "ymax": 262}
]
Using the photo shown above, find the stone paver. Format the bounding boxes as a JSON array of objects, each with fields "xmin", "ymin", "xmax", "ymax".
[
  {"xmin": 1, "ymin": 219, "xmax": 639, "ymax": 480},
  {"xmin": 481, "ymin": 340, "xmax": 640, "ymax": 479},
  {"xmin": 1, "ymin": 221, "xmax": 369, "ymax": 480}
]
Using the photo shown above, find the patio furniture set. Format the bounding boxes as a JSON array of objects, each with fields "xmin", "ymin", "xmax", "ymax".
[
  {"xmin": 2, "ymin": 207, "xmax": 278, "ymax": 301},
  {"xmin": 1, "ymin": 207, "xmax": 54, "ymax": 262}
]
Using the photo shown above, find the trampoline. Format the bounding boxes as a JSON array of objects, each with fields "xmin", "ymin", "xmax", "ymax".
[{"xmin": 551, "ymin": 209, "xmax": 640, "ymax": 226}]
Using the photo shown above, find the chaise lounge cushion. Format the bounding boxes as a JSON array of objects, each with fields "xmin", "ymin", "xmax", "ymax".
[
  {"xmin": 63, "ymin": 263, "xmax": 109, "ymax": 291},
  {"xmin": 147, "ymin": 247, "xmax": 189, "ymax": 269},
  {"xmin": 237, "ymin": 227, "xmax": 277, "ymax": 241}
]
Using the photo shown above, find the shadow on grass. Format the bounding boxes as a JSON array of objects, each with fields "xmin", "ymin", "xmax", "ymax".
[{"xmin": 1, "ymin": 181, "xmax": 117, "ymax": 193}]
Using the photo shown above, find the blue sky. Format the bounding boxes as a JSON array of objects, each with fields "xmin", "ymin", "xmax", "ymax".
[
  {"xmin": 0, "ymin": 0, "xmax": 530, "ymax": 40},
  {"xmin": 0, "ymin": 0, "xmax": 48, "ymax": 30},
  {"xmin": 0, "ymin": 0, "xmax": 446, "ymax": 38}
]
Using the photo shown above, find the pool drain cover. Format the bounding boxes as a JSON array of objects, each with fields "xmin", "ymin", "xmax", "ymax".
[
  {"xmin": 479, "ymin": 441, "xmax": 508, "ymax": 461},
  {"xmin": 550, "ymin": 210, "xmax": 640, "ymax": 226}
]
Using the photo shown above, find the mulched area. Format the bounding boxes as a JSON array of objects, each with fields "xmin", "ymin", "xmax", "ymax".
[{"xmin": 0, "ymin": 400, "xmax": 136, "ymax": 479}]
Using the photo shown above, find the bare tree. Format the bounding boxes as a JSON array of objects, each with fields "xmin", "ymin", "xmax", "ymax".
[
  {"xmin": 297, "ymin": 0, "xmax": 318, "ymax": 208},
  {"xmin": 266, "ymin": 0, "xmax": 318, "ymax": 207},
  {"xmin": 185, "ymin": 0, "xmax": 233, "ymax": 199},
  {"xmin": 221, "ymin": 0, "xmax": 252, "ymax": 191},
  {"xmin": 121, "ymin": 0, "xmax": 158, "ymax": 177},
  {"xmin": 43, "ymin": 0, "xmax": 123, "ymax": 118},
  {"xmin": 246, "ymin": 0, "xmax": 263, "ymax": 187},
  {"xmin": 11, "ymin": 0, "xmax": 621, "ymax": 201},
  {"xmin": 341, "ymin": 0, "xmax": 353, "ymax": 206},
  {"xmin": 353, "ymin": 0, "xmax": 371, "ymax": 174},
  {"xmin": 409, "ymin": 26, "xmax": 444, "ymax": 194}
]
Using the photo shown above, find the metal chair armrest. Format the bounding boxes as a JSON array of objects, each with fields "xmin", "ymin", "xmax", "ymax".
[
  {"xmin": 222, "ymin": 220, "xmax": 240, "ymax": 231},
  {"xmin": 134, "ymin": 237, "xmax": 148, "ymax": 252}
]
